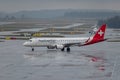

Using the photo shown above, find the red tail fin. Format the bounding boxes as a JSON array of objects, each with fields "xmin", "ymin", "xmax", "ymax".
[{"xmin": 85, "ymin": 24, "xmax": 106, "ymax": 45}]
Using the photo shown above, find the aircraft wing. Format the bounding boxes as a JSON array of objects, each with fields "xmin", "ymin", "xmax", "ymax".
[{"xmin": 63, "ymin": 42, "xmax": 84, "ymax": 47}]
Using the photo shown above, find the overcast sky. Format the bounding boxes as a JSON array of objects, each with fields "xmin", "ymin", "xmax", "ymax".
[{"xmin": 0, "ymin": 0, "xmax": 120, "ymax": 12}]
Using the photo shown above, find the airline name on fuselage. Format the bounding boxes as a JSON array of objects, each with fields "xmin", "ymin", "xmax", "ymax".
[{"xmin": 38, "ymin": 39, "xmax": 55, "ymax": 43}]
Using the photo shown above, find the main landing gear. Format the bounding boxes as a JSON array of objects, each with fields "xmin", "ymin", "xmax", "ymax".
[
  {"xmin": 67, "ymin": 47, "xmax": 70, "ymax": 52},
  {"xmin": 61, "ymin": 48, "xmax": 65, "ymax": 51},
  {"xmin": 61, "ymin": 47, "xmax": 70, "ymax": 52}
]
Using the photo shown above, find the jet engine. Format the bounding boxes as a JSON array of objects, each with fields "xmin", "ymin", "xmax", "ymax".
[{"xmin": 56, "ymin": 45, "xmax": 64, "ymax": 49}]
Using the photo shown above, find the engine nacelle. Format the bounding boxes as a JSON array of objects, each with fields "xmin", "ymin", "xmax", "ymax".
[{"xmin": 56, "ymin": 45, "xmax": 64, "ymax": 49}]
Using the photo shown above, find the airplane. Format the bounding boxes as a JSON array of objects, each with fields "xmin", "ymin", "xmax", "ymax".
[{"xmin": 23, "ymin": 24, "xmax": 106, "ymax": 52}]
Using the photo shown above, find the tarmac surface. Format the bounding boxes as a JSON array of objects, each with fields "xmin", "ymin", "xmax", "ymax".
[
  {"xmin": 0, "ymin": 39, "xmax": 120, "ymax": 80},
  {"xmin": 0, "ymin": 26, "xmax": 120, "ymax": 80}
]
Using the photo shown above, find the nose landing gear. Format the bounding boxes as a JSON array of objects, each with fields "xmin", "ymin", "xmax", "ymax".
[{"xmin": 31, "ymin": 47, "xmax": 34, "ymax": 51}]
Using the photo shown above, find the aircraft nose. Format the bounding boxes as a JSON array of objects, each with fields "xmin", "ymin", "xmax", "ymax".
[{"xmin": 23, "ymin": 42, "xmax": 28, "ymax": 46}]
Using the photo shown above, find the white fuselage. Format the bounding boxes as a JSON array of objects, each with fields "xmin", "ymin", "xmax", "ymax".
[
  {"xmin": 23, "ymin": 37, "xmax": 89, "ymax": 47},
  {"xmin": 23, "ymin": 24, "xmax": 106, "ymax": 51}
]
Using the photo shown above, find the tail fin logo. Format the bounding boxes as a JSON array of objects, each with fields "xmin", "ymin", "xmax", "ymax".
[
  {"xmin": 98, "ymin": 30, "xmax": 104, "ymax": 36},
  {"xmin": 85, "ymin": 24, "xmax": 106, "ymax": 45}
]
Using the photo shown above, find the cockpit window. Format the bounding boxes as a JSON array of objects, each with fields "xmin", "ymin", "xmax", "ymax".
[{"xmin": 29, "ymin": 40, "xmax": 32, "ymax": 42}]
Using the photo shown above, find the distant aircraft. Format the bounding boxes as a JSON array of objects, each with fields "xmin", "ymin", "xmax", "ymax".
[{"xmin": 23, "ymin": 24, "xmax": 106, "ymax": 52}]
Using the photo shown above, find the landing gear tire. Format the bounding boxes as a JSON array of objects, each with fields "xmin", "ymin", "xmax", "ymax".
[
  {"xmin": 32, "ymin": 48, "xmax": 34, "ymax": 51},
  {"xmin": 61, "ymin": 48, "xmax": 65, "ymax": 51},
  {"xmin": 67, "ymin": 47, "xmax": 70, "ymax": 52}
]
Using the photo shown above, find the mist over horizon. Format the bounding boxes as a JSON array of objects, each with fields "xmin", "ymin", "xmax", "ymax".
[
  {"xmin": 0, "ymin": 0, "xmax": 120, "ymax": 20},
  {"xmin": 0, "ymin": 0, "xmax": 120, "ymax": 12},
  {"xmin": 0, "ymin": 9, "xmax": 120, "ymax": 19}
]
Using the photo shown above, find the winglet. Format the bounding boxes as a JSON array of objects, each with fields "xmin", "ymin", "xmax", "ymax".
[{"xmin": 85, "ymin": 24, "xmax": 106, "ymax": 45}]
